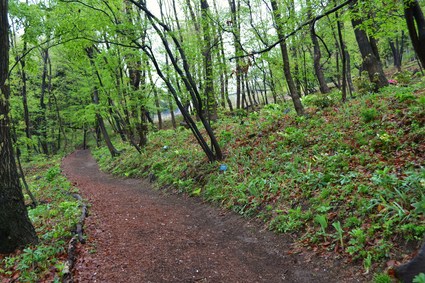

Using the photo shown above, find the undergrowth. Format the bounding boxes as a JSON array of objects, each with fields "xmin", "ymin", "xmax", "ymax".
[
  {"xmin": 0, "ymin": 157, "xmax": 82, "ymax": 282},
  {"xmin": 92, "ymin": 82, "xmax": 425, "ymax": 275}
]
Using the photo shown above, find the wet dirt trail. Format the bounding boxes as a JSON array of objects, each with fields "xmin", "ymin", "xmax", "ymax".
[{"xmin": 62, "ymin": 150, "xmax": 367, "ymax": 283}]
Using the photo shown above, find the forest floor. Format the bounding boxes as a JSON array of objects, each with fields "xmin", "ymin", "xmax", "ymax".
[{"xmin": 61, "ymin": 149, "xmax": 370, "ymax": 282}]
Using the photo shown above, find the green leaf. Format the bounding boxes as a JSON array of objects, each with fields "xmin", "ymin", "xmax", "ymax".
[{"xmin": 191, "ymin": 188, "xmax": 202, "ymax": 197}]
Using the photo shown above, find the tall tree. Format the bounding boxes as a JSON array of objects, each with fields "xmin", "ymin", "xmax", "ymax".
[
  {"xmin": 229, "ymin": 0, "xmax": 243, "ymax": 109},
  {"xmin": 307, "ymin": 0, "xmax": 330, "ymax": 94},
  {"xmin": 270, "ymin": 0, "xmax": 304, "ymax": 115},
  {"xmin": 351, "ymin": 0, "xmax": 388, "ymax": 90},
  {"xmin": 0, "ymin": 0, "xmax": 38, "ymax": 253},
  {"xmin": 85, "ymin": 46, "xmax": 120, "ymax": 157},
  {"xmin": 201, "ymin": 0, "xmax": 217, "ymax": 120},
  {"xmin": 404, "ymin": 0, "xmax": 425, "ymax": 67},
  {"xmin": 129, "ymin": 0, "xmax": 223, "ymax": 161},
  {"xmin": 389, "ymin": 31, "xmax": 405, "ymax": 71}
]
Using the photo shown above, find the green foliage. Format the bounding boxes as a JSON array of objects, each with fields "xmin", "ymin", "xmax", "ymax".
[
  {"xmin": 372, "ymin": 272, "xmax": 392, "ymax": 283},
  {"xmin": 302, "ymin": 91, "xmax": 339, "ymax": 109},
  {"xmin": 92, "ymin": 83, "xmax": 425, "ymax": 275},
  {"xmin": 0, "ymin": 157, "xmax": 81, "ymax": 281},
  {"xmin": 361, "ymin": 108, "xmax": 379, "ymax": 123},
  {"xmin": 393, "ymin": 70, "xmax": 412, "ymax": 86},
  {"xmin": 413, "ymin": 195, "xmax": 425, "ymax": 215},
  {"xmin": 269, "ymin": 206, "xmax": 310, "ymax": 233},
  {"xmin": 314, "ymin": 214, "xmax": 328, "ymax": 236},
  {"xmin": 354, "ymin": 71, "xmax": 376, "ymax": 95},
  {"xmin": 45, "ymin": 166, "xmax": 61, "ymax": 182},
  {"xmin": 332, "ymin": 221, "xmax": 344, "ymax": 248},
  {"xmin": 279, "ymin": 126, "xmax": 307, "ymax": 146},
  {"xmin": 414, "ymin": 273, "xmax": 425, "ymax": 283}
]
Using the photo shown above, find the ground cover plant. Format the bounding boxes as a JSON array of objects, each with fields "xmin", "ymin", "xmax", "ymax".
[
  {"xmin": 0, "ymin": 157, "xmax": 82, "ymax": 282},
  {"xmin": 92, "ymin": 81, "xmax": 425, "ymax": 277}
]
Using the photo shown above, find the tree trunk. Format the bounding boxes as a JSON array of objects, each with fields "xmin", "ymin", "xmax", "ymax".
[
  {"xmin": 336, "ymin": 11, "xmax": 347, "ymax": 102},
  {"xmin": 213, "ymin": 0, "xmax": 232, "ymax": 111},
  {"xmin": 131, "ymin": 1, "xmax": 223, "ymax": 160},
  {"xmin": 268, "ymin": 67, "xmax": 277, "ymax": 103},
  {"xmin": 0, "ymin": 0, "xmax": 38, "ymax": 253},
  {"xmin": 229, "ymin": 0, "xmax": 243, "ymax": 109},
  {"xmin": 149, "ymin": 69, "xmax": 163, "ymax": 129},
  {"xmin": 201, "ymin": 0, "xmax": 217, "ymax": 121},
  {"xmin": 389, "ymin": 32, "xmax": 405, "ymax": 72},
  {"xmin": 404, "ymin": 0, "xmax": 425, "ymax": 67},
  {"xmin": 351, "ymin": 2, "xmax": 388, "ymax": 90},
  {"xmin": 39, "ymin": 48, "xmax": 49, "ymax": 155},
  {"xmin": 85, "ymin": 47, "xmax": 120, "ymax": 157},
  {"xmin": 310, "ymin": 22, "xmax": 330, "ymax": 94},
  {"xmin": 168, "ymin": 96, "xmax": 177, "ymax": 129},
  {"xmin": 262, "ymin": 70, "xmax": 269, "ymax": 105},
  {"xmin": 308, "ymin": 1, "xmax": 330, "ymax": 95},
  {"xmin": 19, "ymin": 40, "xmax": 32, "ymax": 152},
  {"xmin": 93, "ymin": 87, "xmax": 120, "ymax": 157},
  {"xmin": 345, "ymin": 47, "xmax": 354, "ymax": 94},
  {"xmin": 270, "ymin": 0, "xmax": 304, "ymax": 115},
  {"xmin": 124, "ymin": 2, "xmax": 148, "ymax": 148}
]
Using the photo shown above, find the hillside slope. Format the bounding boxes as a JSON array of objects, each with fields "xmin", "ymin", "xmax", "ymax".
[{"xmin": 93, "ymin": 82, "xmax": 425, "ymax": 276}]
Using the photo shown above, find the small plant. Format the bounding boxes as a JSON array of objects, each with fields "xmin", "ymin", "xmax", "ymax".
[
  {"xmin": 414, "ymin": 273, "xmax": 425, "ymax": 283},
  {"xmin": 361, "ymin": 108, "xmax": 379, "ymax": 123},
  {"xmin": 269, "ymin": 206, "xmax": 308, "ymax": 233},
  {"xmin": 332, "ymin": 221, "xmax": 344, "ymax": 248},
  {"xmin": 363, "ymin": 253, "xmax": 372, "ymax": 274},
  {"xmin": 314, "ymin": 214, "xmax": 328, "ymax": 236},
  {"xmin": 412, "ymin": 195, "xmax": 425, "ymax": 215},
  {"xmin": 395, "ymin": 91, "xmax": 416, "ymax": 102},
  {"xmin": 372, "ymin": 272, "xmax": 392, "ymax": 283},
  {"xmin": 354, "ymin": 71, "xmax": 376, "ymax": 94},
  {"xmin": 45, "ymin": 166, "xmax": 61, "ymax": 182},
  {"xmin": 279, "ymin": 126, "xmax": 307, "ymax": 146},
  {"xmin": 302, "ymin": 94, "xmax": 336, "ymax": 109},
  {"xmin": 346, "ymin": 228, "xmax": 367, "ymax": 258},
  {"xmin": 393, "ymin": 70, "xmax": 412, "ymax": 86}
]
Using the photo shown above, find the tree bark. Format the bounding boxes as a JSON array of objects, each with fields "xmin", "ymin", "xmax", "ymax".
[
  {"xmin": 307, "ymin": 0, "xmax": 330, "ymax": 95},
  {"xmin": 229, "ymin": 0, "xmax": 243, "ymax": 109},
  {"xmin": 93, "ymin": 88, "xmax": 120, "ymax": 157},
  {"xmin": 130, "ymin": 0, "xmax": 223, "ymax": 161},
  {"xmin": 20, "ymin": 41, "xmax": 32, "ymax": 151},
  {"xmin": 0, "ymin": 0, "xmax": 38, "ymax": 253},
  {"xmin": 85, "ymin": 47, "xmax": 120, "ymax": 157},
  {"xmin": 336, "ymin": 11, "xmax": 347, "ymax": 102},
  {"xmin": 351, "ymin": 1, "xmax": 388, "ymax": 90},
  {"xmin": 404, "ymin": 0, "xmax": 425, "ymax": 67},
  {"xmin": 201, "ymin": 0, "xmax": 217, "ymax": 121},
  {"xmin": 39, "ymin": 48, "xmax": 49, "ymax": 154},
  {"xmin": 389, "ymin": 32, "xmax": 405, "ymax": 72},
  {"xmin": 213, "ymin": 0, "xmax": 232, "ymax": 111},
  {"xmin": 270, "ymin": 0, "xmax": 304, "ymax": 115},
  {"xmin": 310, "ymin": 22, "xmax": 330, "ymax": 94}
]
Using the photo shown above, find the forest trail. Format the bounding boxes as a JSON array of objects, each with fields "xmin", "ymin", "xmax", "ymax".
[{"xmin": 61, "ymin": 150, "xmax": 367, "ymax": 283}]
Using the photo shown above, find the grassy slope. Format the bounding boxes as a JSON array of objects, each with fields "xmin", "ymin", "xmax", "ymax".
[{"xmin": 93, "ymin": 81, "xmax": 425, "ymax": 274}]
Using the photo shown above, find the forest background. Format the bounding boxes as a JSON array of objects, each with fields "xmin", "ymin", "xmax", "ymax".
[{"xmin": 0, "ymin": 0, "xmax": 425, "ymax": 281}]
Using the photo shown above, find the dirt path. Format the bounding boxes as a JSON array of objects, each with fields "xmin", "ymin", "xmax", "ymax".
[{"xmin": 62, "ymin": 150, "xmax": 368, "ymax": 283}]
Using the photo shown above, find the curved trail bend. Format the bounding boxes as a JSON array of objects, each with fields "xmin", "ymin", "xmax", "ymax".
[{"xmin": 62, "ymin": 150, "xmax": 366, "ymax": 282}]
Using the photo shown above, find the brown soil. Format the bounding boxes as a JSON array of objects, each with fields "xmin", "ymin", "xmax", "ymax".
[{"xmin": 62, "ymin": 150, "xmax": 370, "ymax": 283}]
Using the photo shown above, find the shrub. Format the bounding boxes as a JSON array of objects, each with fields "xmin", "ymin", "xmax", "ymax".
[
  {"xmin": 393, "ymin": 70, "xmax": 412, "ymax": 86},
  {"xmin": 354, "ymin": 71, "xmax": 376, "ymax": 95},
  {"xmin": 361, "ymin": 108, "xmax": 379, "ymax": 123}
]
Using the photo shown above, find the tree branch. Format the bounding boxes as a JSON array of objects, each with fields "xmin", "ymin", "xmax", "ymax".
[{"xmin": 229, "ymin": 0, "xmax": 355, "ymax": 60}]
